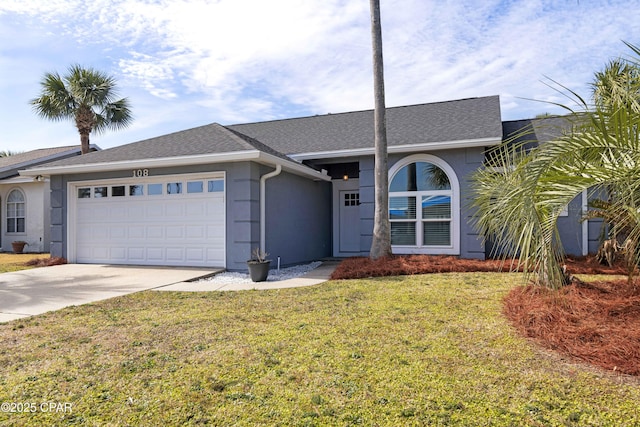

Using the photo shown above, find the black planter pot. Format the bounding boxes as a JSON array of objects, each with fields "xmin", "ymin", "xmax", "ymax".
[{"xmin": 247, "ymin": 261, "xmax": 271, "ymax": 282}]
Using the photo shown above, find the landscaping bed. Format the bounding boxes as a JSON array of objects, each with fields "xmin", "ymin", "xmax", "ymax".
[
  {"xmin": 332, "ymin": 254, "xmax": 639, "ymax": 377},
  {"xmin": 330, "ymin": 254, "xmax": 627, "ymax": 279}
]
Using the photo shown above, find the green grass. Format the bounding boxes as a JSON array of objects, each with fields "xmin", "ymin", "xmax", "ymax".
[
  {"xmin": 1, "ymin": 273, "xmax": 639, "ymax": 426},
  {"xmin": 0, "ymin": 253, "xmax": 49, "ymax": 273}
]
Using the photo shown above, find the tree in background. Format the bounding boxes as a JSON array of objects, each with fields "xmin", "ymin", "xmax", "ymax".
[
  {"xmin": 368, "ymin": 0, "xmax": 392, "ymax": 259},
  {"xmin": 31, "ymin": 64, "xmax": 132, "ymax": 154},
  {"xmin": 472, "ymin": 42, "xmax": 640, "ymax": 289}
]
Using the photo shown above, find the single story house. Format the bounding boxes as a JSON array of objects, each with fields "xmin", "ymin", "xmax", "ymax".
[
  {"xmin": 20, "ymin": 96, "xmax": 598, "ymax": 270},
  {"xmin": 0, "ymin": 145, "xmax": 98, "ymax": 253}
]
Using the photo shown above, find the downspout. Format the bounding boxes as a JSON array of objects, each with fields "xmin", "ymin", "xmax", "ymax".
[{"xmin": 260, "ymin": 164, "xmax": 282, "ymax": 254}]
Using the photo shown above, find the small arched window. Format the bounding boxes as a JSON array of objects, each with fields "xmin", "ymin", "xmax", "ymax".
[
  {"xmin": 388, "ymin": 155, "xmax": 459, "ymax": 254},
  {"xmin": 7, "ymin": 189, "xmax": 25, "ymax": 233}
]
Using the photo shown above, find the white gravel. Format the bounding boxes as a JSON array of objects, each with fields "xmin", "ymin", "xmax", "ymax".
[{"xmin": 199, "ymin": 261, "xmax": 323, "ymax": 285}]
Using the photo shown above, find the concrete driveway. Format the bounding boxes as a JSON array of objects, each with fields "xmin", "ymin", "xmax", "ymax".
[{"xmin": 0, "ymin": 264, "xmax": 219, "ymax": 323}]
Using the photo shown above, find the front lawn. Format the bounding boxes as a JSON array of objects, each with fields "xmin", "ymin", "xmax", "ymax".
[
  {"xmin": 0, "ymin": 253, "xmax": 50, "ymax": 273},
  {"xmin": 1, "ymin": 273, "xmax": 638, "ymax": 426}
]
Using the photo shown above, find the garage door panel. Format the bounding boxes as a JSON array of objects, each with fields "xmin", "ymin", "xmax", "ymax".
[
  {"xmin": 110, "ymin": 227, "xmax": 127, "ymax": 239},
  {"xmin": 165, "ymin": 247, "xmax": 185, "ymax": 261},
  {"xmin": 166, "ymin": 226, "xmax": 184, "ymax": 239},
  {"xmin": 186, "ymin": 202, "xmax": 205, "ymax": 216},
  {"xmin": 110, "ymin": 206, "xmax": 127, "ymax": 218},
  {"xmin": 186, "ymin": 248, "xmax": 205, "ymax": 262},
  {"xmin": 165, "ymin": 204, "xmax": 184, "ymax": 216},
  {"xmin": 128, "ymin": 227, "xmax": 145, "ymax": 239},
  {"xmin": 73, "ymin": 175, "xmax": 225, "ymax": 267},
  {"xmin": 128, "ymin": 248, "xmax": 145, "ymax": 261},
  {"xmin": 110, "ymin": 247, "xmax": 127, "ymax": 261},
  {"xmin": 186, "ymin": 225, "xmax": 204, "ymax": 238},
  {"xmin": 145, "ymin": 247, "xmax": 164, "ymax": 262},
  {"xmin": 146, "ymin": 226, "xmax": 164, "ymax": 239}
]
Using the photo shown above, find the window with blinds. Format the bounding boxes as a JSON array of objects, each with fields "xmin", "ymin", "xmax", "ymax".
[{"xmin": 389, "ymin": 161, "xmax": 452, "ymax": 247}]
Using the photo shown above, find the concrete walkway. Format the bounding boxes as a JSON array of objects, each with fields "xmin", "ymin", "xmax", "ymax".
[
  {"xmin": 0, "ymin": 262, "xmax": 338, "ymax": 323},
  {"xmin": 0, "ymin": 264, "xmax": 219, "ymax": 323},
  {"xmin": 153, "ymin": 261, "xmax": 339, "ymax": 292}
]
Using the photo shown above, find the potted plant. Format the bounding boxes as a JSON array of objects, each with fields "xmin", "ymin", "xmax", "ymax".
[
  {"xmin": 11, "ymin": 241, "xmax": 28, "ymax": 254},
  {"xmin": 247, "ymin": 247, "xmax": 271, "ymax": 282}
]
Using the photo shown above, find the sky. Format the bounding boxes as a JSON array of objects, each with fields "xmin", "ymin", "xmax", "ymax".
[{"xmin": 1, "ymin": 0, "xmax": 639, "ymax": 153}]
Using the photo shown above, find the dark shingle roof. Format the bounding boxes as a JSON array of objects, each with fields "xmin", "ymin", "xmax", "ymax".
[
  {"xmin": 0, "ymin": 145, "xmax": 83, "ymax": 179},
  {"xmin": 38, "ymin": 123, "xmax": 279, "ymax": 168},
  {"xmin": 228, "ymin": 96, "xmax": 502, "ymax": 155},
  {"xmin": 32, "ymin": 96, "xmax": 502, "ymax": 169},
  {"xmin": 502, "ymin": 116, "xmax": 575, "ymax": 149}
]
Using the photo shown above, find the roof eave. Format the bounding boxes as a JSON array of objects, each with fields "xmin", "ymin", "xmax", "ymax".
[
  {"xmin": 0, "ymin": 147, "xmax": 84, "ymax": 174},
  {"xmin": 289, "ymin": 137, "xmax": 502, "ymax": 161},
  {"xmin": 20, "ymin": 150, "xmax": 331, "ymax": 182}
]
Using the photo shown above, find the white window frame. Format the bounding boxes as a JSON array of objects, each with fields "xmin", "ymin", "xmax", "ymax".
[
  {"xmin": 6, "ymin": 188, "xmax": 26, "ymax": 234},
  {"xmin": 388, "ymin": 154, "xmax": 460, "ymax": 255}
]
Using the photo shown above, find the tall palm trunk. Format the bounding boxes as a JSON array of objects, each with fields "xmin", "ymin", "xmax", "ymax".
[
  {"xmin": 75, "ymin": 106, "xmax": 96, "ymax": 154},
  {"xmin": 368, "ymin": 0, "xmax": 392, "ymax": 259}
]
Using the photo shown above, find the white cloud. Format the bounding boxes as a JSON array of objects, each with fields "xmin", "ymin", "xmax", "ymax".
[{"xmin": 2, "ymin": 0, "xmax": 640, "ymax": 151}]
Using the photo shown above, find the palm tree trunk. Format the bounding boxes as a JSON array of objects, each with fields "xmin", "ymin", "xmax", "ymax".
[
  {"xmin": 76, "ymin": 105, "xmax": 95, "ymax": 154},
  {"xmin": 79, "ymin": 131, "xmax": 91, "ymax": 154},
  {"xmin": 368, "ymin": 0, "xmax": 392, "ymax": 259}
]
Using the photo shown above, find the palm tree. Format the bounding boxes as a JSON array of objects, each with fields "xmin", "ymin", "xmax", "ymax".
[
  {"xmin": 471, "ymin": 42, "xmax": 640, "ymax": 289},
  {"xmin": 31, "ymin": 64, "xmax": 132, "ymax": 154},
  {"xmin": 368, "ymin": 0, "xmax": 392, "ymax": 259}
]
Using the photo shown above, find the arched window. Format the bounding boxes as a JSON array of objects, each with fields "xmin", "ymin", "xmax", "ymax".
[
  {"xmin": 388, "ymin": 155, "xmax": 459, "ymax": 254},
  {"xmin": 7, "ymin": 189, "xmax": 25, "ymax": 233}
]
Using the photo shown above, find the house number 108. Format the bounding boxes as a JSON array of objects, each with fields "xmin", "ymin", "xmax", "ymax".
[{"xmin": 132, "ymin": 169, "xmax": 149, "ymax": 177}]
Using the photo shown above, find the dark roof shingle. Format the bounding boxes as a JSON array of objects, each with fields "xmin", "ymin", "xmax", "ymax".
[
  {"xmin": 229, "ymin": 96, "xmax": 502, "ymax": 155},
  {"xmin": 30, "ymin": 96, "xmax": 503, "ymax": 169}
]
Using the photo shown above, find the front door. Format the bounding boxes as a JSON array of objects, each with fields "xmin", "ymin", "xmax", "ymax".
[{"xmin": 333, "ymin": 179, "xmax": 360, "ymax": 256}]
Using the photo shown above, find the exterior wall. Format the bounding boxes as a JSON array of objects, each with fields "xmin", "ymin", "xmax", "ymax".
[
  {"xmin": 0, "ymin": 181, "xmax": 48, "ymax": 253},
  {"xmin": 48, "ymin": 161, "xmax": 329, "ymax": 270},
  {"xmin": 356, "ymin": 147, "xmax": 486, "ymax": 259},
  {"xmin": 557, "ymin": 194, "xmax": 586, "ymax": 257},
  {"xmin": 264, "ymin": 170, "xmax": 332, "ymax": 266},
  {"xmin": 50, "ymin": 163, "xmax": 258, "ymax": 269}
]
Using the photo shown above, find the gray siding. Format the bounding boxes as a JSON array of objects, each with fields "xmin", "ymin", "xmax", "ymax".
[
  {"xmin": 49, "ymin": 162, "xmax": 262, "ymax": 270},
  {"xmin": 557, "ymin": 195, "xmax": 586, "ymax": 256},
  {"xmin": 48, "ymin": 162, "xmax": 329, "ymax": 270},
  {"xmin": 264, "ymin": 170, "xmax": 332, "ymax": 266},
  {"xmin": 356, "ymin": 148, "xmax": 486, "ymax": 259}
]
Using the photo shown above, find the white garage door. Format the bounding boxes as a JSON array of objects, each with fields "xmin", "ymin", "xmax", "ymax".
[{"xmin": 71, "ymin": 173, "xmax": 225, "ymax": 267}]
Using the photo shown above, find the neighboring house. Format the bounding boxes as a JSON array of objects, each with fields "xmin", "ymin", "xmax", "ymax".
[
  {"xmin": 19, "ymin": 96, "xmax": 594, "ymax": 270},
  {"xmin": 0, "ymin": 146, "xmax": 98, "ymax": 253}
]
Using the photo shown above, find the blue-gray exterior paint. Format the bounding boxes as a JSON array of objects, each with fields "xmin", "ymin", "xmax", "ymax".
[
  {"xmin": 557, "ymin": 195, "xmax": 585, "ymax": 256},
  {"xmin": 48, "ymin": 161, "xmax": 330, "ymax": 271},
  {"xmin": 264, "ymin": 171, "xmax": 332, "ymax": 266},
  {"xmin": 348, "ymin": 147, "xmax": 486, "ymax": 259}
]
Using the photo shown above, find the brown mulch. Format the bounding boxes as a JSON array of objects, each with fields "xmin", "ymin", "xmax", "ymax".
[
  {"xmin": 329, "ymin": 254, "xmax": 627, "ymax": 280},
  {"xmin": 24, "ymin": 257, "xmax": 68, "ymax": 267},
  {"xmin": 331, "ymin": 254, "xmax": 640, "ymax": 376},
  {"xmin": 504, "ymin": 279, "xmax": 640, "ymax": 376}
]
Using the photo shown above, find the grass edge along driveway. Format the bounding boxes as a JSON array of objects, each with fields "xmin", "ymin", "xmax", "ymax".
[{"xmin": 1, "ymin": 272, "xmax": 638, "ymax": 426}]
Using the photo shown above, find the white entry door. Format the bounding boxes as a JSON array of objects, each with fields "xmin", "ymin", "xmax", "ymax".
[
  {"xmin": 333, "ymin": 179, "xmax": 360, "ymax": 256},
  {"xmin": 69, "ymin": 173, "xmax": 225, "ymax": 267}
]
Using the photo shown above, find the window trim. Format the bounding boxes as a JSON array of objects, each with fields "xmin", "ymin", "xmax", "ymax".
[
  {"xmin": 6, "ymin": 188, "xmax": 26, "ymax": 235},
  {"xmin": 388, "ymin": 154, "xmax": 460, "ymax": 255}
]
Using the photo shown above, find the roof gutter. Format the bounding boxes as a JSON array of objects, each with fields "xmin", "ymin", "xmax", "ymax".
[
  {"xmin": 289, "ymin": 137, "xmax": 502, "ymax": 161},
  {"xmin": 260, "ymin": 164, "xmax": 282, "ymax": 254},
  {"xmin": 19, "ymin": 150, "xmax": 330, "ymax": 182}
]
